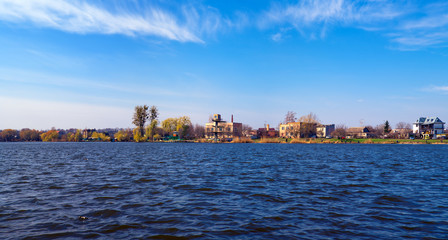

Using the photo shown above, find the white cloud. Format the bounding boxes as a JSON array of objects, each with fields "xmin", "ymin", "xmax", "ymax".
[
  {"xmin": 260, "ymin": 0, "xmax": 448, "ymax": 49},
  {"xmin": 431, "ymin": 86, "xmax": 448, "ymax": 92},
  {"xmin": 271, "ymin": 32, "xmax": 282, "ymax": 42},
  {"xmin": 260, "ymin": 0, "xmax": 405, "ymax": 37},
  {"xmin": 0, "ymin": 0, "xmax": 203, "ymax": 43}
]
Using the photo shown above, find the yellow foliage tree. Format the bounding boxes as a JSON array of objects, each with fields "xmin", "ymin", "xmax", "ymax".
[
  {"xmin": 133, "ymin": 128, "xmax": 146, "ymax": 142},
  {"xmin": 41, "ymin": 130, "xmax": 59, "ymax": 142}
]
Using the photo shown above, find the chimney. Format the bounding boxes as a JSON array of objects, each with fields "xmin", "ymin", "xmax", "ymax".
[
  {"xmin": 231, "ymin": 114, "xmax": 233, "ymax": 123},
  {"xmin": 266, "ymin": 124, "xmax": 270, "ymax": 130}
]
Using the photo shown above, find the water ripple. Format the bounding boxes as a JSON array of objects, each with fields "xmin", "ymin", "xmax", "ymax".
[{"xmin": 1, "ymin": 142, "xmax": 448, "ymax": 239}]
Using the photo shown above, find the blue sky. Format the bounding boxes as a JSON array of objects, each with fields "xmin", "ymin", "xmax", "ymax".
[{"xmin": 0, "ymin": 0, "xmax": 447, "ymax": 130}]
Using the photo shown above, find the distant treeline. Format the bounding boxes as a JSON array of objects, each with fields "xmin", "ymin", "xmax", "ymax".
[{"xmin": 0, "ymin": 124, "xmax": 206, "ymax": 142}]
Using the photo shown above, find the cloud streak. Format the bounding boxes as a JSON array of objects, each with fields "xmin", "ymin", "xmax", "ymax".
[
  {"xmin": 0, "ymin": 0, "xmax": 203, "ymax": 43},
  {"xmin": 430, "ymin": 86, "xmax": 448, "ymax": 93},
  {"xmin": 261, "ymin": 0, "xmax": 448, "ymax": 49}
]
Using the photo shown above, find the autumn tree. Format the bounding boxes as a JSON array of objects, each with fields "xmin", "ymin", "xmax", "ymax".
[
  {"xmin": 161, "ymin": 116, "xmax": 192, "ymax": 139},
  {"xmin": 91, "ymin": 132, "xmax": 109, "ymax": 141},
  {"xmin": 41, "ymin": 130, "xmax": 59, "ymax": 142},
  {"xmin": 132, "ymin": 105, "xmax": 149, "ymax": 137},
  {"xmin": 162, "ymin": 118, "xmax": 178, "ymax": 136},
  {"xmin": 1, "ymin": 129, "xmax": 18, "ymax": 142},
  {"xmin": 145, "ymin": 120, "xmax": 159, "ymax": 141},
  {"xmin": 133, "ymin": 128, "xmax": 145, "ymax": 142},
  {"xmin": 19, "ymin": 129, "xmax": 41, "ymax": 141},
  {"xmin": 114, "ymin": 129, "xmax": 133, "ymax": 142},
  {"xmin": 67, "ymin": 130, "xmax": 83, "ymax": 142}
]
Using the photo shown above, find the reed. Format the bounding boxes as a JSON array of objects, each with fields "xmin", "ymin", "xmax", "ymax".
[
  {"xmin": 259, "ymin": 138, "xmax": 281, "ymax": 143},
  {"xmin": 231, "ymin": 137, "xmax": 253, "ymax": 143},
  {"xmin": 290, "ymin": 138, "xmax": 308, "ymax": 144}
]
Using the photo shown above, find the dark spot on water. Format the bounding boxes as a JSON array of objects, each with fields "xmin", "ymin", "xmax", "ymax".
[{"xmin": 89, "ymin": 209, "xmax": 121, "ymax": 218}]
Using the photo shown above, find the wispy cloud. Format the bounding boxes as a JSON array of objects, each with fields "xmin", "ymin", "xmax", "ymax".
[
  {"xmin": 0, "ymin": 0, "xmax": 206, "ymax": 42},
  {"xmin": 271, "ymin": 32, "xmax": 283, "ymax": 42},
  {"xmin": 427, "ymin": 85, "xmax": 448, "ymax": 93},
  {"xmin": 260, "ymin": 0, "xmax": 448, "ymax": 49},
  {"xmin": 260, "ymin": 0, "xmax": 406, "ymax": 38}
]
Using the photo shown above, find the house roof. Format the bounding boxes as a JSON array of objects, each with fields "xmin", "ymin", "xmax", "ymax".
[
  {"xmin": 347, "ymin": 127, "xmax": 368, "ymax": 133},
  {"xmin": 415, "ymin": 117, "xmax": 445, "ymax": 125}
]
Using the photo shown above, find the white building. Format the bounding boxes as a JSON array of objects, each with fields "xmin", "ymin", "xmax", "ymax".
[
  {"xmin": 316, "ymin": 124, "xmax": 335, "ymax": 138},
  {"xmin": 413, "ymin": 117, "xmax": 445, "ymax": 139}
]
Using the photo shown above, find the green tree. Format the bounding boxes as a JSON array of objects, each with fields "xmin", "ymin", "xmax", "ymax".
[
  {"xmin": 384, "ymin": 120, "xmax": 391, "ymax": 134},
  {"xmin": 132, "ymin": 105, "xmax": 149, "ymax": 137}
]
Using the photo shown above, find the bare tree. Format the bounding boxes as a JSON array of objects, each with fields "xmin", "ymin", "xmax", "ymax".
[
  {"xmin": 192, "ymin": 124, "xmax": 205, "ymax": 139},
  {"xmin": 331, "ymin": 124, "xmax": 347, "ymax": 138},
  {"xmin": 396, "ymin": 122, "xmax": 411, "ymax": 130},
  {"xmin": 149, "ymin": 106, "xmax": 159, "ymax": 122},
  {"xmin": 395, "ymin": 122, "xmax": 412, "ymax": 139},
  {"xmin": 284, "ymin": 111, "xmax": 297, "ymax": 123},
  {"xmin": 298, "ymin": 112, "xmax": 320, "ymax": 137},
  {"xmin": 375, "ymin": 124, "xmax": 385, "ymax": 138},
  {"xmin": 242, "ymin": 124, "xmax": 253, "ymax": 137}
]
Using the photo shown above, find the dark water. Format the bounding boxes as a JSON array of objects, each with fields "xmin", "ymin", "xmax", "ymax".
[{"xmin": 1, "ymin": 143, "xmax": 447, "ymax": 239}]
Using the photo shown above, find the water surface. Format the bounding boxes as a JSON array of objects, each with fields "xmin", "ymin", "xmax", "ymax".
[{"xmin": 1, "ymin": 142, "xmax": 447, "ymax": 239}]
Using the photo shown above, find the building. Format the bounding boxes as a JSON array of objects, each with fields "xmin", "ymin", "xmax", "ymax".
[
  {"xmin": 413, "ymin": 117, "xmax": 445, "ymax": 139},
  {"xmin": 279, "ymin": 122, "xmax": 317, "ymax": 138},
  {"xmin": 316, "ymin": 124, "xmax": 335, "ymax": 138},
  {"xmin": 346, "ymin": 127, "xmax": 372, "ymax": 138},
  {"xmin": 205, "ymin": 114, "xmax": 242, "ymax": 140},
  {"xmin": 391, "ymin": 128, "xmax": 412, "ymax": 139},
  {"xmin": 257, "ymin": 124, "xmax": 278, "ymax": 138}
]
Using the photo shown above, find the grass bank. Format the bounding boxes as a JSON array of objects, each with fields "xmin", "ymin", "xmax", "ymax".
[{"xmin": 191, "ymin": 138, "xmax": 448, "ymax": 144}]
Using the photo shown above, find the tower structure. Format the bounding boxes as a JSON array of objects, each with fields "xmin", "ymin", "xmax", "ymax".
[{"xmin": 212, "ymin": 114, "xmax": 224, "ymax": 141}]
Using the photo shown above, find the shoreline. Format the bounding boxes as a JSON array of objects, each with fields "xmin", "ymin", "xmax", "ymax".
[{"xmin": 1, "ymin": 138, "xmax": 447, "ymax": 145}]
